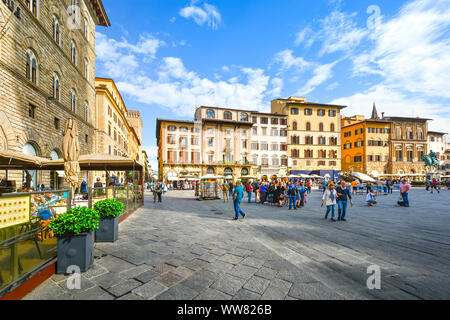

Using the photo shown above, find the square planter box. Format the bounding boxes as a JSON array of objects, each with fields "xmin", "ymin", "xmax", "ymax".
[
  {"xmin": 56, "ymin": 231, "xmax": 94, "ymax": 274},
  {"xmin": 96, "ymin": 216, "xmax": 119, "ymax": 243}
]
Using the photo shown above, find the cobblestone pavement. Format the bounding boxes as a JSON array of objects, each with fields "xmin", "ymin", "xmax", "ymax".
[{"xmin": 24, "ymin": 188, "xmax": 450, "ymax": 300}]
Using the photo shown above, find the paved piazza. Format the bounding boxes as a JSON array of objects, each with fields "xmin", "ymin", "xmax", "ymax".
[{"xmin": 25, "ymin": 189, "xmax": 450, "ymax": 300}]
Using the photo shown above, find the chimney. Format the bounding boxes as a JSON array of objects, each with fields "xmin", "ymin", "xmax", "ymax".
[{"xmin": 381, "ymin": 112, "xmax": 385, "ymax": 119}]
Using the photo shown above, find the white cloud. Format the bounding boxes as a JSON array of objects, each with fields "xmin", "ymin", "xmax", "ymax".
[
  {"xmin": 267, "ymin": 77, "xmax": 284, "ymax": 97},
  {"xmin": 114, "ymin": 57, "xmax": 271, "ymax": 116},
  {"xmin": 352, "ymin": 0, "xmax": 450, "ymax": 99},
  {"xmin": 294, "ymin": 27, "xmax": 313, "ymax": 46},
  {"xmin": 272, "ymin": 49, "xmax": 310, "ymax": 72},
  {"xmin": 179, "ymin": 2, "xmax": 222, "ymax": 30},
  {"xmin": 330, "ymin": 84, "xmax": 450, "ymax": 137},
  {"xmin": 298, "ymin": 61, "xmax": 338, "ymax": 95},
  {"xmin": 96, "ymin": 32, "xmax": 165, "ymax": 77}
]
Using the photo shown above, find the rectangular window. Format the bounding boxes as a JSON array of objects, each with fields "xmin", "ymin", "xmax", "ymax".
[
  {"xmin": 280, "ymin": 119, "xmax": 287, "ymax": 125},
  {"xmin": 252, "ymin": 116, "xmax": 257, "ymax": 124},
  {"xmin": 28, "ymin": 104, "xmax": 36, "ymax": 118},
  {"xmin": 261, "ymin": 143, "xmax": 268, "ymax": 151},
  {"xmin": 329, "ymin": 110, "xmax": 336, "ymax": 117},
  {"xmin": 271, "ymin": 129, "xmax": 278, "ymax": 136},
  {"xmin": 304, "ymin": 109, "xmax": 312, "ymax": 116},
  {"xmin": 281, "ymin": 158, "xmax": 288, "ymax": 166},
  {"xmin": 251, "ymin": 142, "xmax": 259, "ymax": 150},
  {"xmin": 407, "ymin": 150, "xmax": 414, "ymax": 162},
  {"xmin": 318, "ymin": 109, "xmax": 325, "ymax": 116},
  {"xmin": 291, "ymin": 108, "xmax": 298, "ymax": 115},
  {"xmin": 260, "ymin": 117, "xmax": 268, "ymax": 124},
  {"xmin": 252, "ymin": 128, "xmax": 257, "ymax": 135},
  {"xmin": 271, "ymin": 118, "xmax": 279, "ymax": 125},
  {"xmin": 396, "ymin": 150, "xmax": 403, "ymax": 161},
  {"xmin": 280, "ymin": 130, "xmax": 287, "ymax": 137},
  {"xmin": 280, "ymin": 144, "xmax": 287, "ymax": 151},
  {"xmin": 354, "ymin": 156, "xmax": 362, "ymax": 162},
  {"xmin": 85, "ymin": 134, "xmax": 88, "ymax": 144},
  {"xmin": 271, "ymin": 143, "xmax": 279, "ymax": 151},
  {"xmin": 208, "ymin": 138, "xmax": 214, "ymax": 146},
  {"xmin": 261, "ymin": 127, "xmax": 267, "ymax": 136},
  {"xmin": 54, "ymin": 117, "xmax": 60, "ymax": 129}
]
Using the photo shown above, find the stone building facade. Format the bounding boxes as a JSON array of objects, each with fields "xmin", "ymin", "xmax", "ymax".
[
  {"xmin": 249, "ymin": 112, "xmax": 288, "ymax": 179},
  {"xmin": 0, "ymin": 0, "xmax": 109, "ymax": 190},
  {"xmin": 156, "ymin": 119, "xmax": 202, "ymax": 182},
  {"xmin": 95, "ymin": 78, "xmax": 141, "ymax": 184},
  {"xmin": 194, "ymin": 106, "xmax": 253, "ymax": 179},
  {"xmin": 271, "ymin": 97, "xmax": 345, "ymax": 180},
  {"xmin": 126, "ymin": 110, "xmax": 142, "ymax": 161},
  {"xmin": 383, "ymin": 116, "xmax": 429, "ymax": 175}
]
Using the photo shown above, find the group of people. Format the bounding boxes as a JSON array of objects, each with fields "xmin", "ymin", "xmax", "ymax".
[{"xmin": 222, "ymin": 179, "xmax": 313, "ymax": 209}]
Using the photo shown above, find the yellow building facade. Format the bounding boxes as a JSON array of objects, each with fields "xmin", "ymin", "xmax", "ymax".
[
  {"xmin": 271, "ymin": 97, "xmax": 346, "ymax": 179},
  {"xmin": 95, "ymin": 78, "xmax": 141, "ymax": 184},
  {"xmin": 341, "ymin": 116, "xmax": 391, "ymax": 176}
]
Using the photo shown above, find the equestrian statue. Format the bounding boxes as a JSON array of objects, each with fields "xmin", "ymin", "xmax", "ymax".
[{"xmin": 422, "ymin": 150, "xmax": 440, "ymax": 172}]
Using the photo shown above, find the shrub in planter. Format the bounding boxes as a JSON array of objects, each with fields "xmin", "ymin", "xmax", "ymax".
[
  {"xmin": 93, "ymin": 199, "xmax": 125, "ymax": 243},
  {"xmin": 49, "ymin": 207, "xmax": 100, "ymax": 274}
]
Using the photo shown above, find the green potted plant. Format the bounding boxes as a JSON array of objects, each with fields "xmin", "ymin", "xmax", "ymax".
[
  {"xmin": 49, "ymin": 207, "xmax": 100, "ymax": 274},
  {"xmin": 93, "ymin": 199, "xmax": 125, "ymax": 243}
]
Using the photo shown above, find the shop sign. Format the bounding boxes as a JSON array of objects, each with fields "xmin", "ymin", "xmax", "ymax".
[{"xmin": 0, "ymin": 195, "xmax": 30, "ymax": 229}]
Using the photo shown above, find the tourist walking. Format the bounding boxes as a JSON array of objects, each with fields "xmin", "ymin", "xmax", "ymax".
[
  {"xmin": 322, "ymin": 182, "xmax": 337, "ymax": 221},
  {"xmin": 228, "ymin": 181, "xmax": 234, "ymax": 199},
  {"xmin": 232, "ymin": 181, "xmax": 246, "ymax": 221},
  {"xmin": 222, "ymin": 183, "xmax": 229, "ymax": 203},
  {"xmin": 155, "ymin": 183, "xmax": 163, "ymax": 203},
  {"xmin": 430, "ymin": 178, "xmax": 440, "ymax": 194},
  {"xmin": 252, "ymin": 180, "xmax": 260, "ymax": 203},
  {"xmin": 335, "ymin": 181, "xmax": 353, "ymax": 221},
  {"xmin": 260, "ymin": 182, "xmax": 267, "ymax": 204}
]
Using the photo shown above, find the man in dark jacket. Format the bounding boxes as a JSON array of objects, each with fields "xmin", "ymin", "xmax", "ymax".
[{"xmin": 336, "ymin": 181, "xmax": 353, "ymax": 221}]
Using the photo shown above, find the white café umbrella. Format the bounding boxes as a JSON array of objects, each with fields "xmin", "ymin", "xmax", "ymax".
[{"xmin": 350, "ymin": 172, "xmax": 377, "ymax": 183}]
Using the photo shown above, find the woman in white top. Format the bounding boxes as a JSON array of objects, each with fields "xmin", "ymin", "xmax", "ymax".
[{"xmin": 322, "ymin": 182, "xmax": 338, "ymax": 222}]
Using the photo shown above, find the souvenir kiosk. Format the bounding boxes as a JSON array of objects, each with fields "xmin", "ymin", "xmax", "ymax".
[{"xmin": 198, "ymin": 175, "xmax": 224, "ymax": 201}]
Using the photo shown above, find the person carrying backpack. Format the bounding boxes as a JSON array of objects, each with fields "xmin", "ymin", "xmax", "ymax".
[
  {"xmin": 287, "ymin": 181, "xmax": 298, "ymax": 210},
  {"xmin": 246, "ymin": 182, "xmax": 253, "ymax": 203}
]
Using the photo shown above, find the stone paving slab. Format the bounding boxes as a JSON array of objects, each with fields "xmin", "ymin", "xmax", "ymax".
[{"xmin": 24, "ymin": 189, "xmax": 450, "ymax": 300}]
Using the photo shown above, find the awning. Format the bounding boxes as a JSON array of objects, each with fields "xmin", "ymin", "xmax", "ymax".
[
  {"xmin": 0, "ymin": 149, "xmax": 49, "ymax": 169},
  {"xmin": 43, "ymin": 154, "xmax": 143, "ymax": 171},
  {"xmin": 0, "ymin": 151, "xmax": 143, "ymax": 171}
]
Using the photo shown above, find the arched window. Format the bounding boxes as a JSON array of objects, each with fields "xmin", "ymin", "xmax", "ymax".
[
  {"xmin": 84, "ymin": 58, "xmax": 89, "ymax": 79},
  {"xmin": 241, "ymin": 113, "xmax": 249, "ymax": 122},
  {"xmin": 319, "ymin": 123, "xmax": 324, "ymax": 131},
  {"xmin": 84, "ymin": 102, "xmax": 89, "ymax": 121},
  {"xmin": 207, "ymin": 167, "xmax": 215, "ymax": 174},
  {"xmin": 224, "ymin": 111, "xmax": 232, "ymax": 120},
  {"xmin": 241, "ymin": 168, "xmax": 249, "ymax": 176},
  {"xmin": 70, "ymin": 40, "xmax": 77, "ymax": 65},
  {"xmin": 330, "ymin": 123, "xmax": 335, "ymax": 132},
  {"xmin": 70, "ymin": 89, "xmax": 77, "ymax": 112},
  {"xmin": 26, "ymin": 0, "xmax": 38, "ymax": 18},
  {"xmin": 52, "ymin": 73, "xmax": 60, "ymax": 101},
  {"xmin": 52, "ymin": 15, "xmax": 60, "ymax": 45},
  {"xmin": 23, "ymin": 142, "xmax": 38, "ymax": 189},
  {"xmin": 292, "ymin": 121, "xmax": 298, "ymax": 131},
  {"xmin": 306, "ymin": 122, "xmax": 311, "ymax": 131},
  {"xmin": 206, "ymin": 109, "xmax": 215, "ymax": 119},
  {"xmin": 26, "ymin": 49, "xmax": 38, "ymax": 85}
]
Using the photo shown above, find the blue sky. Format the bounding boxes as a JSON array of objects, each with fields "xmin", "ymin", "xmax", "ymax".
[{"xmin": 95, "ymin": 0, "xmax": 450, "ymax": 169}]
